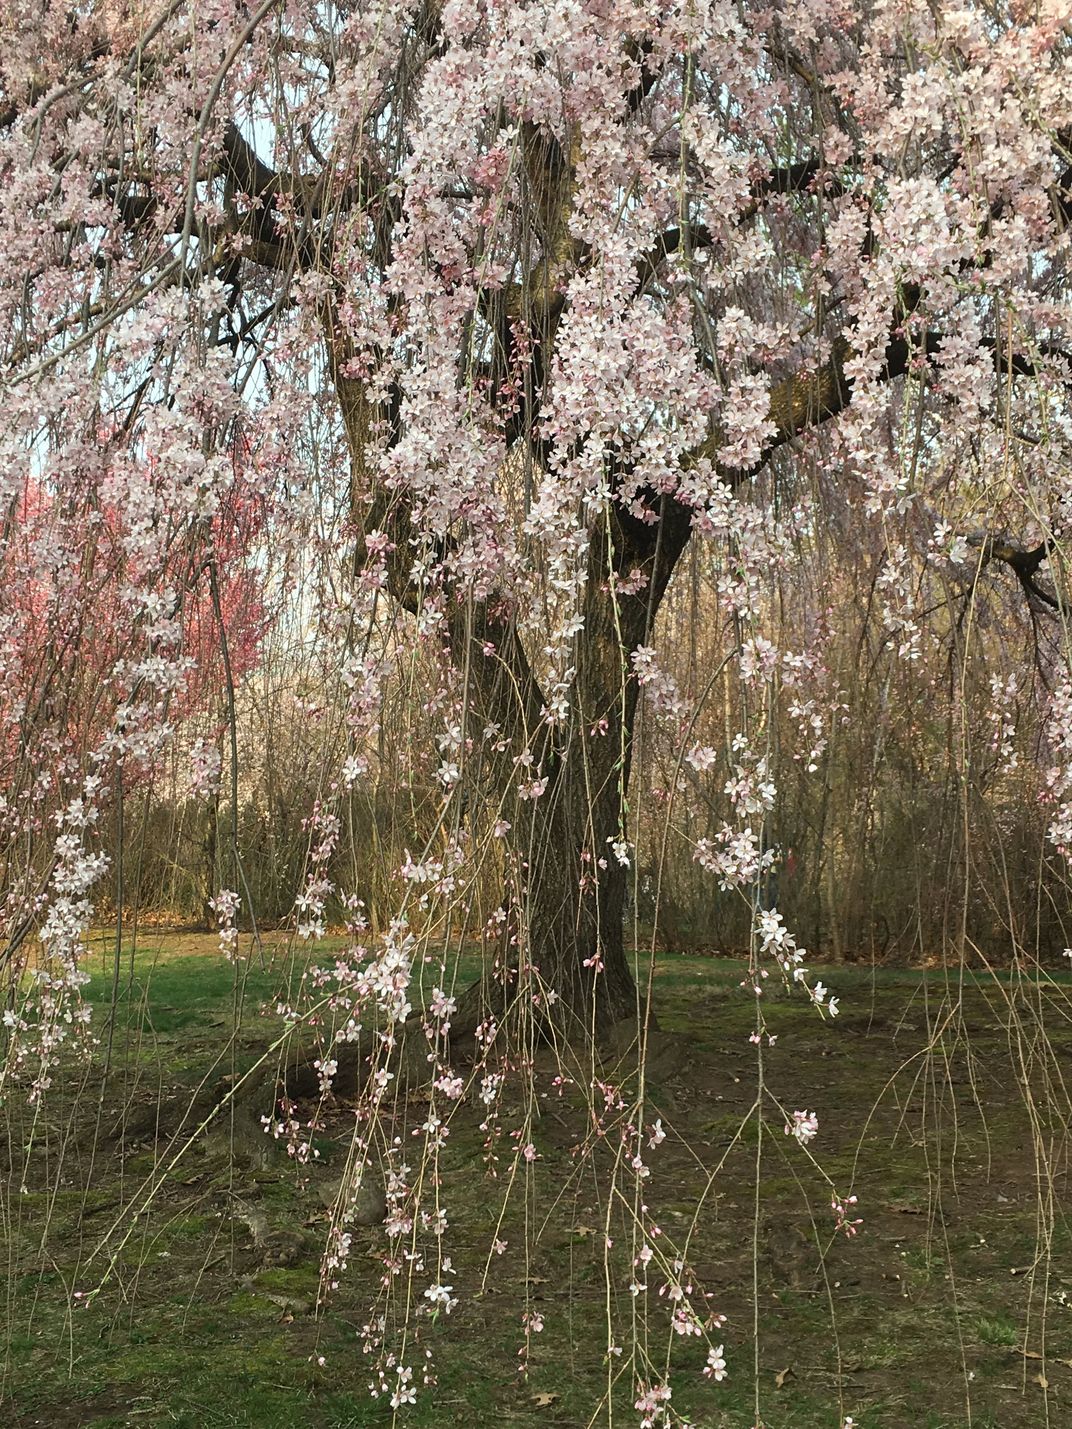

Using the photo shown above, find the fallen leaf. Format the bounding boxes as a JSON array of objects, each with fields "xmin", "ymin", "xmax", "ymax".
[
  {"xmin": 774, "ymin": 1366, "xmax": 794, "ymax": 1389},
  {"xmin": 532, "ymin": 1391, "xmax": 559, "ymax": 1407},
  {"xmin": 1036, "ymin": 1373, "xmax": 1049, "ymax": 1390}
]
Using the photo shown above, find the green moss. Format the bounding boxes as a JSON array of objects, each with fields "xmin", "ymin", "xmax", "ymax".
[{"xmin": 252, "ymin": 1265, "xmax": 321, "ymax": 1296}]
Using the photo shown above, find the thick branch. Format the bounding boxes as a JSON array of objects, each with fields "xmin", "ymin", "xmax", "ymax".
[
  {"xmin": 637, "ymin": 157, "xmax": 843, "ymax": 291},
  {"xmin": 967, "ymin": 534, "xmax": 1059, "ymax": 610}
]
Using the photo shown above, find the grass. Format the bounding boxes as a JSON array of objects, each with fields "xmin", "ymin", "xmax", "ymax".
[
  {"xmin": 972, "ymin": 1313, "xmax": 1021, "ymax": 1348},
  {"xmin": 2, "ymin": 930, "xmax": 1072, "ymax": 1425}
]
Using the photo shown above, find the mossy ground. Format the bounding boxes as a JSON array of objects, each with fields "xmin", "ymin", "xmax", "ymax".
[{"xmin": 3, "ymin": 933, "xmax": 1071, "ymax": 1426}]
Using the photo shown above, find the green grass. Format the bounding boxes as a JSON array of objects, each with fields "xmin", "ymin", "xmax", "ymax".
[
  {"xmin": 972, "ymin": 1313, "xmax": 1020, "ymax": 1348},
  {"xmin": 3, "ymin": 931, "xmax": 1072, "ymax": 1426}
]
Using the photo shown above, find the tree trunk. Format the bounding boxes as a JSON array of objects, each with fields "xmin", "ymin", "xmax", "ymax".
[
  {"xmin": 328, "ymin": 314, "xmax": 696, "ymax": 1073},
  {"xmin": 439, "ymin": 496, "xmax": 696, "ymax": 1048}
]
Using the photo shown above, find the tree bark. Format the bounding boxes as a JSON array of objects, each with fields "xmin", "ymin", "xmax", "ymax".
[{"xmin": 409, "ymin": 493, "xmax": 696, "ymax": 1053}]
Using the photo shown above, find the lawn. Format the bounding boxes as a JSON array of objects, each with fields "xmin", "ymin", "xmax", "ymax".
[{"xmin": 3, "ymin": 932, "xmax": 1071, "ymax": 1427}]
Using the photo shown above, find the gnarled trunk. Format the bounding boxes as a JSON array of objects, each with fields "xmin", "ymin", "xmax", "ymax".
[
  {"xmin": 437, "ymin": 497, "xmax": 696, "ymax": 1048},
  {"xmin": 327, "ymin": 286, "xmax": 696, "ymax": 1068}
]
